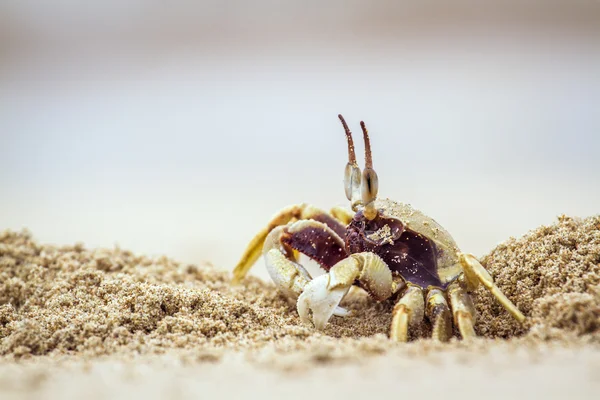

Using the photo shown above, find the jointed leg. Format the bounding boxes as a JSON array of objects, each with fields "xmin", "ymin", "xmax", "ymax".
[
  {"xmin": 459, "ymin": 253, "xmax": 525, "ymax": 323},
  {"xmin": 426, "ymin": 288, "xmax": 453, "ymax": 342},
  {"xmin": 233, "ymin": 203, "xmax": 349, "ymax": 282},
  {"xmin": 445, "ymin": 253, "xmax": 525, "ymax": 341},
  {"xmin": 329, "ymin": 206, "xmax": 354, "ymax": 226},
  {"xmin": 390, "ymin": 286, "xmax": 425, "ymax": 342},
  {"xmin": 447, "ymin": 281, "xmax": 477, "ymax": 340}
]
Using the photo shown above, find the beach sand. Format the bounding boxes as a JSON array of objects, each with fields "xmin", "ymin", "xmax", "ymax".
[{"xmin": 1, "ymin": 215, "xmax": 599, "ymax": 399}]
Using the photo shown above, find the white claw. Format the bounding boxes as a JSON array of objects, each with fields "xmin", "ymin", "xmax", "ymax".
[
  {"xmin": 333, "ymin": 306, "xmax": 351, "ymax": 317},
  {"xmin": 297, "ymin": 274, "xmax": 350, "ymax": 330}
]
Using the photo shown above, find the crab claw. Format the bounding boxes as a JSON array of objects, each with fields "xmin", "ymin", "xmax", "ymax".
[{"xmin": 297, "ymin": 274, "xmax": 351, "ymax": 330}]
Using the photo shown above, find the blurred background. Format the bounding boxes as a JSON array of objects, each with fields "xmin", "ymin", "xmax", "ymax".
[{"xmin": 1, "ymin": 1, "xmax": 599, "ymax": 279}]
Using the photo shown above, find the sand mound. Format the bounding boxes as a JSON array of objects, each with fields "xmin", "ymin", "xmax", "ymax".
[
  {"xmin": 477, "ymin": 215, "xmax": 600, "ymax": 340},
  {"xmin": 1, "ymin": 215, "xmax": 599, "ymax": 361}
]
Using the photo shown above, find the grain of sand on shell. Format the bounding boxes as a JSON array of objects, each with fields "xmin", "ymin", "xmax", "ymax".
[{"xmin": 0, "ymin": 215, "xmax": 599, "ymax": 399}]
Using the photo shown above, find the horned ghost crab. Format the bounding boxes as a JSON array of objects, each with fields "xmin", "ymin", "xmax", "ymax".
[{"xmin": 233, "ymin": 115, "xmax": 525, "ymax": 341}]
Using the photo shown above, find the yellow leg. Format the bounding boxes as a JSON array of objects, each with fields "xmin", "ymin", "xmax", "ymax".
[
  {"xmin": 459, "ymin": 253, "xmax": 526, "ymax": 323},
  {"xmin": 390, "ymin": 286, "xmax": 425, "ymax": 342},
  {"xmin": 329, "ymin": 206, "xmax": 354, "ymax": 225},
  {"xmin": 233, "ymin": 204, "xmax": 348, "ymax": 283},
  {"xmin": 426, "ymin": 288, "xmax": 453, "ymax": 342},
  {"xmin": 447, "ymin": 281, "xmax": 477, "ymax": 340},
  {"xmin": 456, "ymin": 312, "xmax": 476, "ymax": 339}
]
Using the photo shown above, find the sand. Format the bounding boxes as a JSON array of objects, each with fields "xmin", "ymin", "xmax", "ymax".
[{"xmin": 1, "ymin": 215, "xmax": 599, "ymax": 399}]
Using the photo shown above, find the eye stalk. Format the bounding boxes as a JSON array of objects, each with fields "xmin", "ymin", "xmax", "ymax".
[
  {"xmin": 360, "ymin": 121, "xmax": 379, "ymax": 220},
  {"xmin": 339, "ymin": 114, "xmax": 363, "ymax": 211}
]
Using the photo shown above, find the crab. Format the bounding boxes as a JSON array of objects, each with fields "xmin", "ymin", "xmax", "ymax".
[{"xmin": 233, "ymin": 115, "xmax": 525, "ymax": 341}]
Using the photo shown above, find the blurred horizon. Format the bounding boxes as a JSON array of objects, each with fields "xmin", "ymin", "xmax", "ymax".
[{"xmin": 1, "ymin": 1, "xmax": 599, "ymax": 278}]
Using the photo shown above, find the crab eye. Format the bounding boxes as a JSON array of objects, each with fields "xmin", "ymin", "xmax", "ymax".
[
  {"xmin": 344, "ymin": 163, "xmax": 361, "ymax": 201},
  {"xmin": 361, "ymin": 167, "xmax": 379, "ymax": 206},
  {"xmin": 340, "ymin": 114, "xmax": 362, "ymax": 206}
]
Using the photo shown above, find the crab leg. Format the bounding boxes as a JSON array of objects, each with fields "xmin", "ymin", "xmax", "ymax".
[
  {"xmin": 447, "ymin": 281, "xmax": 477, "ymax": 340},
  {"xmin": 298, "ymin": 252, "xmax": 393, "ymax": 330},
  {"xmin": 459, "ymin": 253, "xmax": 526, "ymax": 323},
  {"xmin": 425, "ymin": 288, "xmax": 453, "ymax": 342},
  {"xmin": 390, "ymin": 286, "xmax": 425, "ymax": 342},
  {"xmin": 329, "ymin": 206, "xmax": 354, "ymax": 226},
  {"xmin": 233, "ymin": 203, "xmax": 348, "ymax": 282}
]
